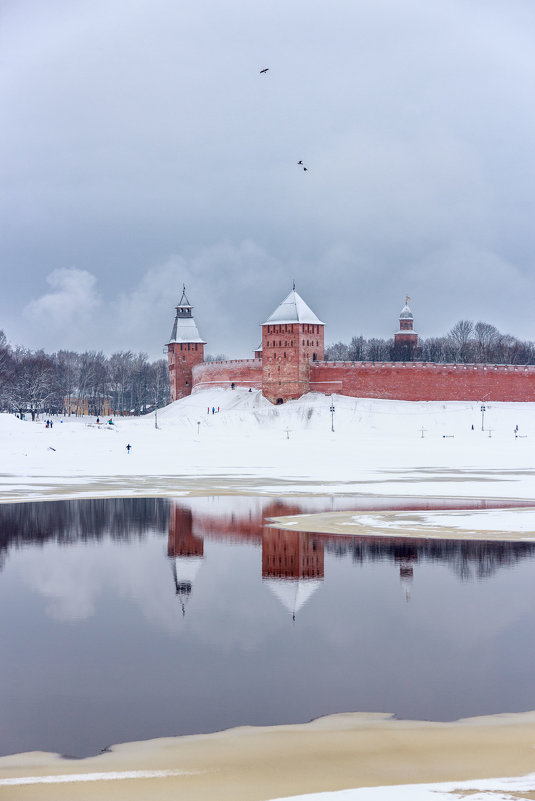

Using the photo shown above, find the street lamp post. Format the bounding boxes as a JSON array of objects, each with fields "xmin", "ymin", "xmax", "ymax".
[
  {"xmin": 480, "ymin": 405, "xmax": 486, "ymax": 431},
  {"xmin": 330, "ymin": 397, "xmax": 335, "ymax": 433}
]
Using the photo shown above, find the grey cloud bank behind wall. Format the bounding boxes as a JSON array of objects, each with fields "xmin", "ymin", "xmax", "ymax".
[{"xmin": 2, "ymin": 0, "xmax": 535, "ymax": 359}]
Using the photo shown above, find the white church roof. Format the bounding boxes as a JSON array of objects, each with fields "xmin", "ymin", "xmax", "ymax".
[
  {"xmin": 263, "ymin": 290, "xmax": 323, "ymax": 326},
  {"xmin": 399, "ymin": 303, "xmax": 413, "ymax": 319},
  {"xmin": 168, "ymin": 316, "xmax": 206, "ymax": 345}
]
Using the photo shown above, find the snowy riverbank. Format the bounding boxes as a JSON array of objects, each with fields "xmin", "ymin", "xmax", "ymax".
[{"xmin": 1, "ymin": 388, "xmax": 535, "ymax": 503}]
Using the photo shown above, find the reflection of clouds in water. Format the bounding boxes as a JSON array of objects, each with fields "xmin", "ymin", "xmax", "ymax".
[
  {"xmin": 19, "ymin": 536, "xmax": 180, "ymax": 633},
  {"xmin": 22, "ymin": 545, "xmax": 105, "ymax": 620},
  {"xmin": 16, "ymin": 536, "xmax": 302, "ymax": 646},
  {"xmin": 184, "ymin": 544, "xmax": 293, "ymax": 652}
]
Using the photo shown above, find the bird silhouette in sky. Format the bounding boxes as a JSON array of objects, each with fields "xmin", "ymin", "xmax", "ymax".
[
  {"xmin": 259, "ymin": 67, "xmax": 269, "ymax": 74},
  {"xmin": 303, "ymin": 167, "xmax": 308, "ymax": 172},
  {"xmin": 297, "ymin": 160, "xmax": 303, "ymax": 165}
]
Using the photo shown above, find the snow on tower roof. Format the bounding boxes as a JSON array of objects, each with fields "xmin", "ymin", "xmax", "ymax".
[
  {"xmin": 262, "ymin": 289, "xmax": 323, "ymax": 326},
  {"xmin": 167, "ymin": 286, "xmax": 206, "ymax": 344},
  {"xmin": 168, "ymin": 316, "xmax": 206, "ymax": 344}
]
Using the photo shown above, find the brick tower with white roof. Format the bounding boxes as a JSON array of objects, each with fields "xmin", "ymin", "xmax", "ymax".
[
  {"xmin": 167, "ymin": 287, "xmax": 206, "ymax": 401},
  {"xmin": 393, "ymin": 296, "xmax": 418, "ymax": 358},
  {"xmin": 261, "ymin": 287, "xmax": 324, "ymax": 404}
]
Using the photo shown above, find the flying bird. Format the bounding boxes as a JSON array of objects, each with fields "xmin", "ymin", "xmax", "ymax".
[
  {"xmin": 297, "ymin": 160, "xmax": 303, "ymax": 165},
  {"xmin": 303, "ymin": 167, "xmax": 308, "ymax": 172},
  {"xmin": 259, "ymin": 68, "xmax": 269, "ymax": 74}
]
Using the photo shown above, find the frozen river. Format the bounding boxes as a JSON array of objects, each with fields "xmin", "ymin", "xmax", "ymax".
[{"xmin": 1, "ymin": 495, "xmax": 535, "ymax": 758}]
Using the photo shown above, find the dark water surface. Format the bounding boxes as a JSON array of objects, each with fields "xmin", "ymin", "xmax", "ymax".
[{"xmin": 1, "ymin": 495, "xmax": 535, "ymax": 758}]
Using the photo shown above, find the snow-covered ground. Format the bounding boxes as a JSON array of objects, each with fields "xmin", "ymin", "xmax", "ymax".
[
  {"xmin": 271, "ymin": 773, "xmax": 535, "ymax": 801},
  {"xmin": 1, "ymin": 388, "xmax": 534, "ymax": 503},
  {"xmin": 2, "ymin": 771, "xmax": 535, "ymax": 799}
]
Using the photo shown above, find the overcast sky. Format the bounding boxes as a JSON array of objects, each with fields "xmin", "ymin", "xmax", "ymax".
[{"xmin": 2, "ymin": 0, "xmax": 535, "ymax": 359}]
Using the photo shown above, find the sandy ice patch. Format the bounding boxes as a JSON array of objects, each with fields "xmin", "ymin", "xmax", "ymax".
[
  {"xmin": 270, "ymin": 507, "xmax": 535, "ymax": 541},
  {"xmin": 346, "ymin": 508, "xmax": 535, "ymax": 534},
  {"xmin": 3, "ymin": 711, "xmax": 535, "ymax": 801}
]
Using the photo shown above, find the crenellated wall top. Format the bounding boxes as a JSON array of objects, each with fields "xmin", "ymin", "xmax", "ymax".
[
  {"xmin": 193, "ymin": 358, "xmax": 260, "ymax": 371},
  {"xmin": 312, "ymin": 361, "xmax": 535, "ymax": 372}
]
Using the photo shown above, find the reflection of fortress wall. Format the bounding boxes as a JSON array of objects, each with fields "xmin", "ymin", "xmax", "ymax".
[
  {"xmin": 167, "ymin": 506, "xmax": 204, "ymax": 558},
  {"xmin": 2, "ymin": 499, "xmax": 534, "ymax": 584},
  {"xmin": 190, "ymin": 501, "xmax": 305, "ymax": 545},
  {"xmin": 262, "ymin": 529, "xmax": 324, "ymax": 579}
]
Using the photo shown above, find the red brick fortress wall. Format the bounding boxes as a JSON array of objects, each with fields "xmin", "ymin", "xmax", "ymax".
[
  {"xmin": 309, "ymin": 361, "xmax": 535, "ymax": 402},
  {"xmin": 192, "ymin": 359, "xmax": 262, "ymax": 391}
]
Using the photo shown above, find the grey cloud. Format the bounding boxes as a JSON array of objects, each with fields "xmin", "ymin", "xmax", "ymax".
[
  {"xmin": 23, "ymin": 268, "xmax": 101, "ymax": 331},
  {"xmin": 2, "ymin": 0, "xmax": 535, "ymax": 353}
]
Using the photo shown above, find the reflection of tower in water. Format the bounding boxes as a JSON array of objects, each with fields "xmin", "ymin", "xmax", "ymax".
[
  {"xmin": 394, "ymin": 544, "xmax": 418, "ymax": 602},
  {"xmin": 262, "ymin": 528, "xmax": 324, "ymax": 621},
  {"xmin": 168, "ymin": 504, "xmax": 204, "ymax": 616}
]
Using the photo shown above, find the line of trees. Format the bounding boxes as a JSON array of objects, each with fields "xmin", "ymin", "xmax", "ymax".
[
  {"xmin": 0, "ymin": 330, "xmax": 170, "ymax": 419},
  {"xmin": 325, "ymin": 320, "xmax": 535, "ymax": 365}
]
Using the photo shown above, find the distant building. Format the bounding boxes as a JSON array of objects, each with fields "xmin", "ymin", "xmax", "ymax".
[{"xmin": 63, "ymin": 396, "xmax": 112, "ymax": 416}]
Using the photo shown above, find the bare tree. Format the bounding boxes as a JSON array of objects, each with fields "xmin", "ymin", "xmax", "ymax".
[
  {"xmin": 108, "ymin": 351, "xmax": 136, "ymax": 414},
  {"xmin": 348, "ymin": 336, "xmax": 365, "ymax": 361},
  {"xmin": 52, "ymin": 351, "xmax": 80, "ymax": 414},
  {"xmin": 474, "ymin": 322, "xmax": 500, "ymax": 362},
  {"xmin": 366, "ymin": 338, "xmax": 391, "ymax": 361},
  {"xmin": 447, "ymin": 320, "xmax": 474, "ymax": 362},
  {"xmin": 448, "ymin": 320, "xmax": 473, "ymax": 347},
  {"xmin": 8, "ymin": 349, "xmax": 55, "ymax": 420},
  {"xmin": 324, "ymin": 342, "xmax": 349, "ymax": 361},
  {"xmin": 77, "ymin": 351, "xmax": 108, "ymax": 415},
  {"xmin": 0, "ymin": 331, "xmax": 14, "ymax": 408}
]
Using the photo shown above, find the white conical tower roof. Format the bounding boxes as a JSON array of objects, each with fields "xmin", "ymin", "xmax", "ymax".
[
  {"xmin": 263, "ymin": 289, "xmax": 323, "ymax": 326},
  {"xmin": 168, "ymin": 286, "xmax": 206, "ymax": 345}
]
